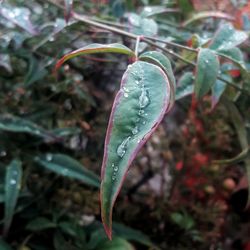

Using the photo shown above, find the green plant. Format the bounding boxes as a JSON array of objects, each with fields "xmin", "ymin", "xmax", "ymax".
[{"xmin": 1, "ymin": 0, "xmax": 250, "ymax": 249}]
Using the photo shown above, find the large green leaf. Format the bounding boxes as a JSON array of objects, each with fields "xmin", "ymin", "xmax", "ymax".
[
  {"xmin": 35, "ymin": 153, "xmax": 100, "ymax": 188},
  {"xmin": 195, "ymin": 48, "xmax": 219, "ymax": 98},
  {"xmin": 101, "ymin": 61, "xmax": 172, "ymax": 239},
  {"xmin": 4, "ymin": 159, "xmax": 23, "ymax": 236},
  {"xmin": 56, "ymin": 43, "xmax": 135, "ymax": 70},
  {"xmin": 176, "ymin": 72, "xmax": 194, "ymax": 100},
  {"xmin": 209, "ymin": 23, "xmax": 248, "ymax": 51}
]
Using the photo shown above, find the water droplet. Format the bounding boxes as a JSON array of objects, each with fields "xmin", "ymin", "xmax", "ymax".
[
  {"xmin": 138, "ymin": 110, "xmax": 145, "ymax": 116},
  {"xmin": 124, "ymin": 93, "xmax": 129, "ymax": 98},
  {"xmin": 139, "ymin": 88, "xmax": 150, "ymax": 108},
  {"xmin": 117, "ymin": 136, "xmax": 131, "ymax": 158},
  {"xmin": 205, "ymin": 60, "xmax": 209, "ymax": 63},
  {"xmin": 46, "ymin": 154, "xmax": 53, "ymax": 161},
  {"xmin": 142, "ymin": 121, "xmax": 146, "ymax": 125},
  {"xmin": 0, "ymin": 151, "xmax": 7, "ymax": 157},
  {"xmin": 10, "ymin": 179, "xmax": 16, "ymax": 185},
  {"xmin": 132, "ymin": 126, "xmax": 139, "ymax": 135},
  {"xmin": 113, "ymin": 166, "xmax": 118, "ymax": 172},
  {"xmin": 112, "ymin": 175, "xmax": 116, "ymax": 181}
]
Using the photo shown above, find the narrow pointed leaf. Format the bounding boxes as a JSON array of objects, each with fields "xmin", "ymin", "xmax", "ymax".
[
  {"xmin": 0, "ymin": 114, "xmax": 51, "ymax": 139},
  {"xmin": 35, "ymin": 153, "xmax": 100, "ymax": 188},
  {"xmin": 182, "ymin": 11, "xmax": 234, "ymax": 27},
  {"xmin": 176, "ymin": 72, "xmax": 194, "ymax": 100},
  {"xmin": 4, "ymin": 159, "xmax": 22, "ymax": 236},
  {"xmin": 195, "ymin": 48, "xmax": 220, "ymax": 98},
  {"xmin": 101, "ymin": 61, "xmax": 172, "ymax": 239},
  {"xmin": 209, "ymin": 23, "xmax": 248, "ymax": 51},
  {"xmin": 56, "ymin": 43, "xmax": 135, "ymax": 70}
]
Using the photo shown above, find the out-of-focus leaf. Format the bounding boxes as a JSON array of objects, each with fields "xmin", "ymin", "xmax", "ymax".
[
  {"xmin": 59, "ymin": 221, "xmax": 78, "ymax": 237},
  {"xmin": 0, "ymin": 239, "xmax": 13, "ymax": 250},
  {"xmin": 64, "ymin": 0, "xmax": 73, "ymax": 23},
  {"xmin": 226, "ymin": 100, "xmax": 250, "ymax": 207},
  {"xmin": 113, "ymin": 222, "xmax": 152, "ymax": 246},
  {"xmin": 0, "ymin": 114, "xmax": 51, "ymax": 139},
  {"xmin": 4, "ymin": 159, "xmax": 22, "ymax": 236},
  {"xmin": 51, "ymin": 127, "xmax": 81, "ymax": 137},
  {"xmin": 125, "ymin": 13, "xmax": 158, "ymax": 36},
  {"xmin": 211, "ymin": 75, "xmax": 230, "ymax": 109},
  {"xmin": 209, "ymin": 23, "xmax": 248, "ymax": 51},
  {"xmin": 101, "ymin": 61, "xmax": 172, "ymax": 239},
  {"xmin": 95, "ymin": 237, "xmax": 134, "ymax": 250},
  {"xmin": 26, "ymin": 217, "xmax": 56, "ymax": 231},
  {"xmin": 182, "ymin": 11, "xmax": 234, "ymax": 27},
  {"xmin": 35, "ymin": 154, "xmax": 100, "ymax": 188},
  {"xmin": 178, "ymin": 0, "xmax": 193, "ymax": 16},
  {"xmin": 195, "ymin": 48, "xmax": 219, "ymax": 98},
  {"xmin": 0, "ymin": 54, "xmax": 13, "ymax": 74},
  {"xmin": 56, "ymin": 43, "xmax": 135, "ymax": 70},
  {"xmin": 176, "ymin": 72, "xmax": 194, "ymax": 100},
  {"xmin": 0, "ymin": 4, "xmax": 38, "ymax": 35},
  {"xmin": 140, "ymin": 6, "xmax": 179, "ymax": 17},
  {"xmin": 54, "ymin": 232, "xmax": 69, "ymax": 250}
]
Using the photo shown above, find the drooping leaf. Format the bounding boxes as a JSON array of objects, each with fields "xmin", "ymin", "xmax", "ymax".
[
  {"xmin": 209, "ymin": 23, "xmax": 248, "ymax": 51},
  {"xmin": 176, "ymin": 72, "xmax": 194, "ymax": 100},
  {"xmin": 195, "ymin": 48, "xmax": 220, "ymax": 98},
  {"xmin": 101, "ymin": 61, "xmax": 172, "ymax": 239},
  {"xmin": 139, "ymin": 51, "xmax": 176, "ymax": 109},
  {"xmin": 64, "ymin": 0, "xmax": 73, "ymax": 23},
  {"xmin": 4, "ymin": 159, "xmax": 23, "ymax": 236},
  {"xmin": 182, "ymin": 11, "xmax": 234, "ymax": 27},
  {"xmin": 26, "ymin": 217, "xmax": 56, "ymax": 231},
  {"xmin": 95, "ymin": 237, "xmax": 134, "ymax": 250},
  {"xmin": 0, "ymin": 4, "xmax": 38, "ymax": 35},
  {"xmin": 56, "ymin": 43, "xmax": 135, "ymax": 70},
  {"xmin": 0, "ymin": 114, "xmax": 52, "ymax": 139},
  {"xmin": 35, "ymin": 153, "xmax": 100, "ymax": 188}
]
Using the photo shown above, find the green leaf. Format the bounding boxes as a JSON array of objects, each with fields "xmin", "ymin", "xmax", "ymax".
[
  {"xmin": 0, "ymin": 114, "xmax": 51, "ymax": 139},
  {"xmin": 125, "ymin": 13, "xmax": 158, "ymax": 36},
  {"xmin": 176, "ymin": 72, "xmax": 194, "ymax": 100},
  {"xmin": 101, "ymin": 61, "xmax": 172, "ymax": 239},
  {"xmin": 51, "ymin": 127, "xmax": 81, "ymax": 137},
  {"xmin": 139, "ymin": 51, "xmax": 176, "ymax": 109},
  {"xmin": 4, "ymin": 159, "xmax": 22, "ymax": 236},
  {"xmin": 140, "ymin": 6, "xmax": 179, "ymax": 17},
  {"xmin": 26, "ymin": 217, "xmax": 56, "ymax": 231},
  {"xmin": 182, "ymin": 11, "xmax": 234, "ymax": 27},
  {"xmin": 209, "ymin": 23, "xmax": 248, "ymax": 51},
  {"xmin": 195, "ymin": 48, "xmax": 219, "ymax": 98},
  {"xmin": 95, "ymin": 237, "xmax": 134, "ymax": 250},
  {"xmin": 113, "ymin": 222, "xmax": 152, "ymax": 246},
  {"xmin": 56, "ymin": 43, "xmax": 135, "ymax": 70},
  {"xmin": 0, "ymin": 239, "xmax": 13, "ymax": 250},
  {"xmin": 35, "ymin": 153, "xmax": 100, "ymax": 188},
  {"xmin": 211, "ymin": 75, "xmax": 231, "ymax": 109},
  {"xmin": 0, "ymin": 4, "xmax": 38, "ymax": 35}
]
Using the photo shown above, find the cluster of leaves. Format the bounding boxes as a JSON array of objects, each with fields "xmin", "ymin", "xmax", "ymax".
[{"xmin": 0, "ymin": 0, "xmax": 250, "ymax": 249}]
